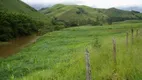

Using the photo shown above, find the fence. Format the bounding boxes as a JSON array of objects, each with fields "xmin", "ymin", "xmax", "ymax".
[{"xmin": 85, "ymin": 28, "xmax": 141, "ymax": 80}]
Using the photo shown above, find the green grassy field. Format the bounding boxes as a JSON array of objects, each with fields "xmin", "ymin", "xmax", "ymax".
[{"xmin": 0, "ymin": 21, "xmax": 142, "ymax": 80}]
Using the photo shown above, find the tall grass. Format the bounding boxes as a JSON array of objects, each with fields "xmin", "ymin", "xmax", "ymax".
[{"xmin": 0, "ymin": 21, "xmax": 142, "ymax": 80}]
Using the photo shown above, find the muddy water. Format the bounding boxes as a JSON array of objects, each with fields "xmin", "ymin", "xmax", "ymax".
[{"xmin": 0, "ymin": 34, "xmax": 39, "ymax": 57}]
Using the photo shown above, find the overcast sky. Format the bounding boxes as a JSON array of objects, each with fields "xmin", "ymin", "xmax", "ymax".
[{"xmin": 21, "ymin": 0, "xmax": 142, "ymax": 8}]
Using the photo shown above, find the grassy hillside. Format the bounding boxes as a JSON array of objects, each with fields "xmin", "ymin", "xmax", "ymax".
[
  {"xmin": 40, "ymin": 4, "xmax": 142, "ymax": 26},
  {"xmin": 0, "ymin": 0, "xmax": 36, "ymax": 13},
  {"xmin": 0, "ymin": 0, "xmax": 50, "ymax": 23},
  {"xmin": 40, "ymin": 4, "xmax": 108, "ymax": 27},
  {"xmin": 0, "ymin": 21, "xmax": 142, "ymax": 80},
  {"xmin": 100, "ymin": 8, "xmax": 142, "ymax": 23}
]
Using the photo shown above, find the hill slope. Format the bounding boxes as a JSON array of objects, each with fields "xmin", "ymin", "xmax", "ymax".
[
  {"xmin": 40, "ymin": 4, "xmax": 142, "ymax": 26},
  {"xmin": 0, "ymin": 0, "xmax": 50, "ymax": 22},
  {"xmin": 40, "ymin": 4, "xmax": 108, "ymax": 26},
  {"xmin": 0, "ymin": 0, "xmax": 36, "ymax": 13},
  {"xmin": 100, "ymin": 8, "xmax": 142, "ymax": 23}
]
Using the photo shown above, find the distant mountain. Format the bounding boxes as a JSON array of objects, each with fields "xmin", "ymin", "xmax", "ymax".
[
  {"xmin": 40, "ymin": 4, "xmax": 142, "ymax": 26},
  {"xmin": 100, "ymin": 8, "xmax": 142, "ymax": 23},
  {"xmin": 118, "ymin": 6, "xmax": 142, "ymax": 13},
  {"xmin": 40, "ymin": 4, "xmax": 108, "ymax": 26}
]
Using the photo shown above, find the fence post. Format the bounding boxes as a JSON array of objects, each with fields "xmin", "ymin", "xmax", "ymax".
[
  {"xmin": 136, "ymin": 29, "xmax": 138, "ymax": 37},
  {"xmin": 85, "ymin": 49, "xmax": 91, "ymax": 80},
  {"xmin": 112, "ymin": 39, "xmax": 116, "ymax": 64},
  {"xmin": 126, "ymin": 32, "xmax": 128, "ymax": 48},
  {"xmin": 131, "ymin": 29, "xmax": 134, "ymax": 44}
]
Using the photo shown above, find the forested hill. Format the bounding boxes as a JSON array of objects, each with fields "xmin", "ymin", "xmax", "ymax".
[
  {"xmin": 0, "ymin": 0, "xmax": 50, "ymax": 22},
  {"xmin": 40, "ymin": 4, "xmax": 142, "ymax": 26},
  {"xmin": 0, "ymin": 0, "xmax": 48, "ymax": 41}
]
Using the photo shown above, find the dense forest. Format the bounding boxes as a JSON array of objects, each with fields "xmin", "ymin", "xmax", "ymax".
[{"xmin": 0, "ymin": 11, "xmax": 43, "ymax": 41}]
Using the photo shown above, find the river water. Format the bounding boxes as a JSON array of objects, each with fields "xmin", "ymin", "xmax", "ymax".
[{"xmin": 0, "ymin": 34, "xmax": 38, "ymax": 57}]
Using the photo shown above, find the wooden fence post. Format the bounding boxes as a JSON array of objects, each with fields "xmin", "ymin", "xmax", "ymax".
[
  {"xmin": 136, "ymin": 29, "xmax": 138, "ymax": 37},
  {"xmin": 126, "ymin": 32, "xmax": 128, "ymax": 48},
  {"xmin": 112, "ymin": 39, "xmax": 116, "ymax": 64},
  {"xmin": 85, "ymin": 49, "xmax": 91, "ymax": 80},
  {"xmin": 131, "ymin": 29, "xmax": 134, "ymax": 44}
]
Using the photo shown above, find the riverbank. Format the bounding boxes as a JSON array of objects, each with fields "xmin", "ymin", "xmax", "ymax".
[{"xmin": 0, "ymin": 34, "xmax": 40, "ymax": 57}]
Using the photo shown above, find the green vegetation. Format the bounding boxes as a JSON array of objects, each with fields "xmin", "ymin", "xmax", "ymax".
[
  {"xmin": 0, "ymin": 11, "xmax": 44, "ymax": 41},
  {"xmin": 0, "ymin": 0, "xmax": 50, "ymax": 22},
  {"xmin": 41, "ymin": 4, "xmax": 142, "ymax": 26},
  {"xmin": 0, "ymin": 21, "xmax": 142, "ymax": 80},
  {"xmin": 0, "ymin": 0, "xmax": 52, "ymax": 41},
  {"xmin": 101, "ymin": 8, "xmax": 142, "ymax": 24},
  {"xmin": 0, "ymin": 1, "xmax": 142, "ymax": 79},
  {"xmin": 40, "ymin": 4, "xmax": 108, "ymax": 27},
  {"xmin": 1, "ymin": 0, "xmax": 142, "ymax": 41}
]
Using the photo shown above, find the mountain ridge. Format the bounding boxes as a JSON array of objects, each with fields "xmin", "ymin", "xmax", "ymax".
[
  {"xmin": 40, "ymin": 4, "xmax": 142, "ymax": 26},
  {"xmin": 23, "ymin": 2, "xmax": 142, "ymax": 13}
]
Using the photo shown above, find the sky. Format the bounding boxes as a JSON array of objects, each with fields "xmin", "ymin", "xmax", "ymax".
[{"xmin": 21, "ymin": 0, "xmax": 142, "ymax": 8}]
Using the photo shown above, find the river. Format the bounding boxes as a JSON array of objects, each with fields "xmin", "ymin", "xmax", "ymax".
[{"xmin": 0, "ymin": 34, "xmax": 39, "ymax": 58}]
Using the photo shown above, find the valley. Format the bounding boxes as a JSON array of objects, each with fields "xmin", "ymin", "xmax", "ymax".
[{"xmin": 0, "ymin": 0, "xmax": 142, "ymax": 80}]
